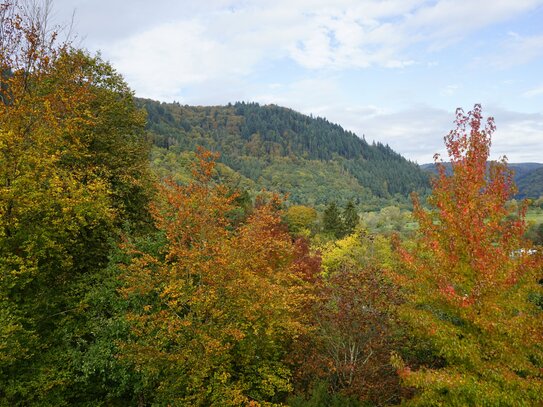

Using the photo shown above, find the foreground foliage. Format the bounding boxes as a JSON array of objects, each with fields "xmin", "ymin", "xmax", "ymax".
[
  {"xmin": 120, "ymin": 150, "xmax": 320, "ymax": 405},
  {"xmin": 293, "ymin": 229, "xmax": 405, "ymax": 405},
  {"xmin": 2, "ymin": 3, "xmax": 542, "ymax": 405},
  {"xmin": 393, "ymin": 105, "xmax": 543, "ymax": 405},
  {"xmin": 0, "ymin": 1, "xmax": 150, "ymax": 403}
]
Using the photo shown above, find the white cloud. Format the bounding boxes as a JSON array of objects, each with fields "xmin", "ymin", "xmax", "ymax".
[
  {"xmin": 488, "ymin": 108, "xmax": 543, "ymax": 161},
  {"xmin": 48, "ymin": 0, "xmax": 543, "ymax": 164},
  {"xmin": 298, "ymin": 104, "xmax": 543, "ymax": 164},
  {"xmin": 441, "ymin": 84, "xmax": 460, "ymax": 96},
  {"xmin": 523, "ymin": 85, "xmax": 543, "ymax": 98},
  {"xmin": 253, "ymin": 77, "xmax": 344, "ymax": 113},
  {"xmin": 87, "ymin": 0, "xmax": 543, "ymax": 101},
  {"xmin": 490, "ymin": 32, "xmax": 543, "ymax": 68},
  {"xmin": 340, "ymin": 105, "xmax": 453, "ymax": 163},
  {"xmin": 402, "ymin": 0, "xmax": 543, "ymax": 49},
  {"xmin": 105, "ymin": 19, "xmax": 266, "ymax": 101}
]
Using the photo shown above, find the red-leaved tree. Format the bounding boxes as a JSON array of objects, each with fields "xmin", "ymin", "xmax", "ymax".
[{"xmin": 393, "ymin": 104, "xmax": 543, "ymax": 405}]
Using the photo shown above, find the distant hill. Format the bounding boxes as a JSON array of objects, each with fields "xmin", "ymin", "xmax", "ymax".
[
  {"xmin": 508, "ymin": 163, "xmax": 543, "ymax": 181},
  {"xmin": 516, "ymin": 167, "xmax": 543, "ymax": 198},
  {"xmin": 420, "ymin": 162, "xmax": 543, "ymax": 198},
  {"xmin": 139, "ymin": 99, "xmax": 430, "ymax": 207}
]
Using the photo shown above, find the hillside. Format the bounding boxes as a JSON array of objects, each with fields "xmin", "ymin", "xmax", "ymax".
[
  {"xmin": 516, "ymin": 166, "xmax": 543, "ymax": 198},
  {"xmin": 508, "ymin": 163, "xmax": 543, "ymax": 181},
  {"xmin": 139, "ymin": 99, "xmax": 430, "ymax": 206},
  {"xmin": 421, "ymin": 162, "xmax": 543, "ymax": 198}
]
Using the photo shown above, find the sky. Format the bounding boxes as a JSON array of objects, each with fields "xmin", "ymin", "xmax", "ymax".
[{"xmin": 50, "ymin": 0, "xmax": 543, "ymax": 163}]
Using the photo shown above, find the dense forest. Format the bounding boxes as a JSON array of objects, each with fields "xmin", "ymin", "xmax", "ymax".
[
  {"xmin": 516, "ymin": 166, "xmax": 543, "ymax": 198},
  {"xmin": 1, "ymin": 2, "xmax": 543, "ymax": 406},
  {"xmin": 421, "ymin": 162, "xmax": 543, "ymax": 198},
  {"xmin": 139, "ymin": 98, "xmax": 430, "ymax": 207}
]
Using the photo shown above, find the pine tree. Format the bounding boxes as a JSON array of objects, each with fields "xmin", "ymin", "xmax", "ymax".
[
  {"xmin": 343, "ymin": 200, "xmax": 359, "ymax": 235},
  {"xmin": 323, "ymin": 202, "xmax": 345, "ymax": 238}
]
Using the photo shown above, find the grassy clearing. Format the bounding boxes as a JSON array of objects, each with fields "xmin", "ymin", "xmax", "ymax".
[{"xmin": 526, "ymin": 208, "xmax": 543, "ymax": 225}]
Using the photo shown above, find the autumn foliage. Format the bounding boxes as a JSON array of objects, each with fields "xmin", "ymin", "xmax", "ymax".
[
  {"xmin": 394, "ymin": 105, "xmax": 543, "ymax": 404},
  {"xmin": 0, "ymin": 1, "xmax": 150, "ymax": 401},
  {"xmin": 3, "ymin": 2, "xmax": 543, "ymax": 405},
  {"xmin": 120, "ymin": 149, "xmax": 320, "ymax": 406}
]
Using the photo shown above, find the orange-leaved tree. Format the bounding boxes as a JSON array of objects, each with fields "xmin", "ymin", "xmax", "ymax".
[
  {"xmin": 120, "ymin": 149, "xmax": 319, "ymax": 406},
  {"xmin": 393, "ymin": 104, "xmax": 543, "ymax": 405}
]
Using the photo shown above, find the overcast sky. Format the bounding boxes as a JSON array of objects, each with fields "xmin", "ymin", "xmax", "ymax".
[{"xmin": 50, "ymin": 0, "xmax": 543, "ymax": 163}]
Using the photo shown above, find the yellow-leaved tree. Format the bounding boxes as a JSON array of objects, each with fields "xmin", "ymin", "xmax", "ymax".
[{"xmin": 0, "ymin": 1, "xmax": 150, "ymax": 401}]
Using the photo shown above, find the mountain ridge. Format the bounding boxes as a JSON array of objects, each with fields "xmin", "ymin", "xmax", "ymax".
[
  {"xmin": 140, "ymin": 98, "xmax": 541, "ymax": 203},
  {"xmin": 139, "ymin": 98, "xmax": 431, "ymax": 207}
]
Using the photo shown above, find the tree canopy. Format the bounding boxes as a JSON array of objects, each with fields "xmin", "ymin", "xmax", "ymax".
[
  {"xmin": 0, "ymin": 1, "xmax": 151, "ymax": 402},
  {"xmin": 393, "ymin": 105, "xmax": 543, "ymax": 405}
]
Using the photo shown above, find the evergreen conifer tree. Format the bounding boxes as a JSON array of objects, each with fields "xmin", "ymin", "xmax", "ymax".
[
  {"xmin": 343, "ymin": 200, "xmax": 359, "ymax": 235},
  {"xmin": 323, "ymin": 202, "xmax": 345, "ymax": 238}
]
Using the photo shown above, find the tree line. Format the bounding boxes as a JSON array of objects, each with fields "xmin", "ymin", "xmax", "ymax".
[
  {"xmin": 138, "ymin": 98, "xmax": 430, "ymax": 203},
  {"xmin": 1, "ymin": 2, "xmax": 542, "ymax": 406}
]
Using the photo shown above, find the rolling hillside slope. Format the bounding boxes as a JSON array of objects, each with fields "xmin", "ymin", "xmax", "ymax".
[{"xmin": 139, "ymin": 99, "xmax": 430, "ymax": 206}]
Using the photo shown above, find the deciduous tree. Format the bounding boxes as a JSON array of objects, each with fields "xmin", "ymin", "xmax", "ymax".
[
  {"xmin": 293, "ymin": 229, "xmax": 404, "ymax": 405},
  {"xmin": 120, "ymin": 149, "xmax": 318, "ymax": 406},
  {"xmin": 284, "ymin": 205, "xmax": 318, "ymax": 236},
  {"xmin": 0, "ymin": 1, "xmax": 150, "ymax": 402},
  {"xmin": 393, "ymin": 105, "xmax": 543, "ymax": 405}
]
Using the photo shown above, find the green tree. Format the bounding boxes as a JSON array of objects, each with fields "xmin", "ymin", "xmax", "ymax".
[
  {"xmin": 393, "ymin": 105, "xmax": 543, "ymax": 405},
  {"xmin": 284, "ymin": 205, "xmax": 318, "ymax": 236},
  {"xmin": 322, "ymin": 202, "xmax": 345, "ymax": 238},
  {"xmin": 0, "ymin": 2, "xmax": 150, "ymax": 403},
  {"xmin": 342, "ymin": 200, "xmax": 359, "ymax": 235}
]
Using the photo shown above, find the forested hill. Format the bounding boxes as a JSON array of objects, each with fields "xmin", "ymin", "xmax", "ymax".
[
  {"xmin": 516, "ymin": 166, "xmax": 543, "ymax": 198},
  {"xmin": 138, "ymin": 99, "xmax": 430, "ymax": 206},
  {"xmin": 421, "ymin": 162, "xmax": 543, "ymax": 198}
]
